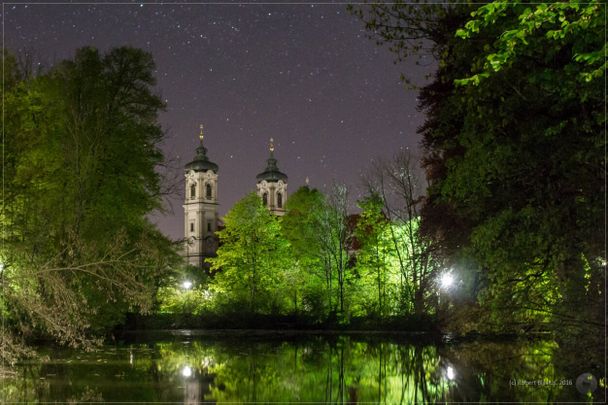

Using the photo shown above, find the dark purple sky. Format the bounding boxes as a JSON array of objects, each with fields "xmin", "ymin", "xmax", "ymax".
[{"xmin": 5, "ymin": 2, "xmax": 429, "ymax": 240}]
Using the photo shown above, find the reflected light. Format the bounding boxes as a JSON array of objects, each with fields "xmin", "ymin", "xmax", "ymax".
[
  {"xmin": 440, "ymin": 273, "xmax": 454, "ymax": 290},
  {"xmin": 181, "ymin": 365, "xmax": 193, "ymax": 378},
  {"xmin": 446, "ymin": 366, "xmax": 456, "ymax": 380},
  {"xmin": 182, "ymin": 280, "xmax": 193, "ymax": 290}
]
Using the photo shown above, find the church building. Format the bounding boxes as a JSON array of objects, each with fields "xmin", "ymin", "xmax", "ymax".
[
  {"xmin": 183, "ymin": 125, "xmax": 220, "ymax": 267},
  {"xmin": 256, "ymin": 137, "xmax": 288, "ymax": 216},
  {"xmin": 183, "ymin": 127, "xmax": 288, "ymax": 267}
]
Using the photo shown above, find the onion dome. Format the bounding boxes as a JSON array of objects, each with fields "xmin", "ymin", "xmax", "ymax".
[
  {"xmin": 256, "ymin": 137, "xmax": 288, "ymax": 183},
  {"xmin": 185, "ymin": 124, "xmax": 218, "ymax": 173}
]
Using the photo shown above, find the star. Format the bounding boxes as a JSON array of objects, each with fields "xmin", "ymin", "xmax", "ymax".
[{"xmin": 6, "ymin": 3, "xmax": 424, "ymax": 239}]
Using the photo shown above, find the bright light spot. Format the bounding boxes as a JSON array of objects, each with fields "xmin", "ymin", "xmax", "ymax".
[
  {"xmin": 181, "ymin": 365, "xmax": 192, "ymax": 378},
  {"xmin": 182, "ymin": 280, "xmax": 193, "ymax": 290},
  {"xmin": 440, "ymin": 273, "xmax": 454, "ymax": 290},
  {"xmin": 0, "ymin": 263, "xmax": 4, "ymax": 273},
  {"xmin": 446, "ymin": 366, "xmax": 456, "ymax": 380}
]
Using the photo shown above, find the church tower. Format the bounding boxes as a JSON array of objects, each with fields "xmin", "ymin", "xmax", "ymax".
[
  {"xmin": 183, "ymin": 125, "xmax": 219, "ymax": 267},
  {"xmin": 256, "ymin": 138, "xmax": 288, "ymax": 216}
]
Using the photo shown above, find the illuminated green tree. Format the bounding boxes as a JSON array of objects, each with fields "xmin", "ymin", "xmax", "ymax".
[
  {"xmin": 281, "ymin": 186, "xmax": 330, "ymax": 317},
  {"xmin": 353, "ymin": 193, "xmax": 397, "ymax": 317},
  {"xmin": 282, "ymin": 185, "xmax": 352, "ymax": 319},
  {"xmin": 207, "ymin": 193, "xmax": 291, "ymax": 314},
  {"xmin": 321, "ymin": 184, "xmax": 351, "ymax": 317},
  {"xmin": 446, "ymin": 1, "xmax": 605, "ymax": 335},
  {"xmin": 1, "ymin": 47, "xmax": 176, "ymax": 365},
  {"xmin": 361, "ymin": 151, "xmax": 442, "ymax": 317}
]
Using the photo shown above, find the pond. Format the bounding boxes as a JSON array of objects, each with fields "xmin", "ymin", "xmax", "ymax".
[{"xmin": 2, "ymin": 331, "xmax": 602, "ymax": 403}]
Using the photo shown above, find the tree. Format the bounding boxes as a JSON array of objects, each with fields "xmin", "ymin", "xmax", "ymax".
[
  {"xmin": 353, "ymin": 193, "xmax": 396, "ymax": 317},
  {"xmin": 362, "ymin": 151, "xmax": 441, "ymax": 317},
  {"xmin": 207, "ymin": 193, "xmax": 290, "ymax": 314},
  {"xmin": 1, "ymin": 47, "xmax": 177, "ymax": 367},
  {"xmin": 282, "ymin": 185, "xmax": 353, "ymax": 319},
  {"xmin": 321, "ymin": 184, "xmax": 351, "ymax": 318},
  {"xmin": 281, "ymin": 186, "xmax": 330, "ymax": 317},
  {"xmin": 424, "ymin": 2, "xmax": 604, "ymax": 333},
  {"xmin": 354, "ymin": 2, "xmax": 605, "ymax": 337}
]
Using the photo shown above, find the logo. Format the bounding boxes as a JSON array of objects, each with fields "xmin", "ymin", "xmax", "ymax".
[{"xmin": 575, "ymin": 373, "xmax": 597, "ymax": 395}]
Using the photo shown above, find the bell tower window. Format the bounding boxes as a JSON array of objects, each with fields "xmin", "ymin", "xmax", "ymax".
[
  {"xmin": 262, "ymin": 192, "xmax": 268, "ymax": 206},
  {"xmin": 190, "ymin": 184, "xmax": 196, "ymax": 199},
  {"xmin": 277, "ymin": 192, "xmax": 283, "ymax": 208},
  {"xmin": 206, "ymin": 183, "xmax": 212, "ymax": 200},
  {"xmin": 190, "ymin": 222, "xmax": 194, "ymax": 233}
]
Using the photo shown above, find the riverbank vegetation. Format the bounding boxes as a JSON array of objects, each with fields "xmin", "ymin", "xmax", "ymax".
[{"xmin": 1, "ymin": 47, "xmax": 178, "ymax": 372}]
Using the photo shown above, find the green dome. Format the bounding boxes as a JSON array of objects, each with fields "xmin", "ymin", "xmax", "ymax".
[
  {"xmin": 256, "ymin": 153, "xmax": 287, "ymax": 183},
  {"xmin": 185, "ymin": 145, "xmax": 218, "ymax": 173}
]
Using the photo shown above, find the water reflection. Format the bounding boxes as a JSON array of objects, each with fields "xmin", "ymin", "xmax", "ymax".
[{"xmin": 1, "ymin": 334, "xmax": 601, "ymax": 403}]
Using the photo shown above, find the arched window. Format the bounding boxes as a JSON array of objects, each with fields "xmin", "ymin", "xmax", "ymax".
[
  {"xmin": 190, "ymin": 184, "xmax": 196, "ymax": 199},
  {"xmin": 206, "ymin": 184, "xmax": 212, "ymax": 200},
  {"xmin": 262, "ymin": 192, "xmax": 268, "ymax": 206},
  {"xmin": 277, "ymin": 192, "xmax": 283, "ymax": 208}
]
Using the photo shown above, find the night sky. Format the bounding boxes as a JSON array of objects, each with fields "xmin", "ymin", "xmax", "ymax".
[{"xmin": 5, "ymin": 2, "xmax": 429, "ymax": 240}]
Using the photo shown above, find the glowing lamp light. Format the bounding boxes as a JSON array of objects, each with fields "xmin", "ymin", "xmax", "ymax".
[
  {"xmin": 181, "ymin": 280, "xmax": 193, "ymax": 290},
  {"xmin": 446, "ymin": 366, "xmax": 456, "ymax": 381},
  {"xmin": 440, "ymin": 273, "xmax": 454, "ymax": 290},
  {"xmin": 181, "ymin": 365, "xmax": 193, "ymax": 378}
]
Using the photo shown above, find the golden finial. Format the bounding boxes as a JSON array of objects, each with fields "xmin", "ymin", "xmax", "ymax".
[
  {"xmin": 269, "ymin": 137, "xmax": 275, "ymax": 153},
  {"xmin": 199, "ymin": 124, "xmax": 204, "ymax": 144}
]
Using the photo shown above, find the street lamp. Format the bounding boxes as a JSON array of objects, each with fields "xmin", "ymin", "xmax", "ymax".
[
  {"xmin": 438, "ymin": 270, "xmax": 456, "ymax": 311},
  {"xmin": 440, "ymin": 272, "xmax": 454, "ymax": 290},
  {"xmin": 181, "ymin": 365, "xmax": 193, "ymax": 378},
  {"xmin": 181, "ymin": 280, "xmax": 193, "ymax": 290},
  {"xmin": 446, "ymin": 365, "xmax": 456, "ymax": 381}
]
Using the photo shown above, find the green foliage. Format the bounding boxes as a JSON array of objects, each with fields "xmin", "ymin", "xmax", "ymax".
[
  {"xmin": 442, "ymin": 1, "xmax": 605, "ymax": 333},
  {"xmin": 207, "ymin": 193, "xmax": 291, "ymax": 314},
  {"xmin": 282, "ymin": 187, "xmax": 329, "ymax": 317},
  {"xmin": 353, "ymin": 193, "xmax": 398, "ymax": 317},
  {"xmin": 354, "ymin": 1, "xmax": 604, "ymax": 336},
  {"xmin": 156, "ymin": 266, "xmax": 214, "ymax": 315},
  {"xmin": 1, "ymin": 46, "xmax": 177, "ymax": 358},
  {"xmin": 281, "ymin": 185, "xmax": 352, "ymax": 320}
]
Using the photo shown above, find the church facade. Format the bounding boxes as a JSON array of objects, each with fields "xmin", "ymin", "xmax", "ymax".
[{"xmin": 182, "ymin": 127, "xmax": 288, "ymax": 267}]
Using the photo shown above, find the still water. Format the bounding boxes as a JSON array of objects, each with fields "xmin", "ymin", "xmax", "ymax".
[{"xmin": 2, "ymin": 331, "xmax": 601, "ymax": 403}]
